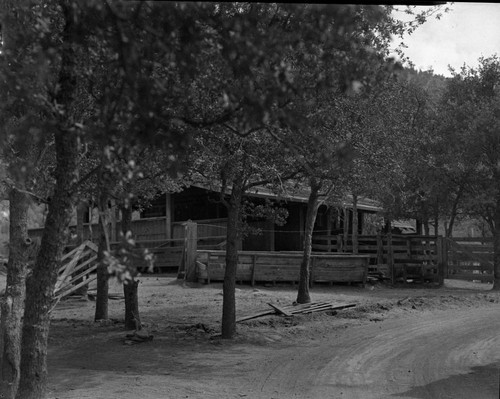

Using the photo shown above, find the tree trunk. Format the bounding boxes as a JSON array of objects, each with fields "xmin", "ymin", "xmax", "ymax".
[
  {"xmin": 433, "ymin": 201, "xmax": 439, "ymax": 236},
  {"xmin": 0, "ymin": 189, "xmax": 32, "ymax": 399},
  {"xmin": 352, "ymin": 194, "xmax": 359, "ymax": 255},
  {"xmin": 17, "ymin": 3, "xmax": 79, "ymax": 396},
  {"xmin": 415, "ymin": 219, "xmax": 422, "ymax": 235},
  {"xmin": 17, "ymin": 134, "xmax": 79, "ymax": 399},
  {"xmin": 446, "ymin": 185, "xmax": 464, "ymax": 238},
  {"xmin": 94, "ymin": 189, "xmax": 110, "ymax": 321},
  {"xmin": 221, "ymin": 184, "xmax": 243, "ymax": 339},
  {"xmin": 296, "ymin": 179, "xmax": 321, "ymax": 304},
  {"xmin": 423, "ymin": 220, "xmax": 430, "ymax": 236},
  {"xmin": 120, "ymin": 204, "xmax": 141, "ymax": 330},
  {"xmin": 124, "ymin": 280, "xmax": 140, "ymax": 330}
]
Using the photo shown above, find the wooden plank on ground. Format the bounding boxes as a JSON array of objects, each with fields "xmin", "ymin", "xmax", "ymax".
[
  {"xmin": 236, "ymin": 309, "xmax": 276, "ymax": 323},
  {"xmin": 300, "ymin": 303, "xmax": 356, "ymax": 314},
  {"xmin": 268, "ymin": 303, "xmax": 293, "ymax": 316}
]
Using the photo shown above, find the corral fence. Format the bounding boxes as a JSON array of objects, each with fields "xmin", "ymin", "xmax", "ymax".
[
  {"xmin": 29, "ymin": 219, "xmax": 495, "ymax": 284},
  {"xmin": 29, "ymin": 220, "xmax": 226, "ymax": 274},
  {"xmin": 313, "ymin": 233, "xmax": 496, "ymax": 284},
  {"xmin": 443, "ymin": 237, "xmax": 494, "ymax": 283},
  {"xmin": 312, "ymin": 234, "xmax": 442, "ymax": 283}
]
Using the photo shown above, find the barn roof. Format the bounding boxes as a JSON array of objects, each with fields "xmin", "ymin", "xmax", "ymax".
[{"xmin": 190, "ymin": 182, "xmax": 382, "ymax": 213}]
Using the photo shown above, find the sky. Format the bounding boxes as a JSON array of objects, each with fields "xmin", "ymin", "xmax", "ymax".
[{"xmin": 391, "ymin": 2, "xmax": 500, "ymax": 77}]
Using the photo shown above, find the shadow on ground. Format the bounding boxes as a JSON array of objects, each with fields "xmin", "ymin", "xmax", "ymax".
[{"xmin": 396, "ymin": 362, "xmax": 500, "ymax": 399}]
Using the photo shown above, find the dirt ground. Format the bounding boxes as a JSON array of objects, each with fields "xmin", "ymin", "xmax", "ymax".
[
  {"xmin": 1, "ymin": 272, "xmax": 499, "ymax": 398},
  {"xmin": 37, "ymin": 276, "xmax": 500, "ymax": 399}
]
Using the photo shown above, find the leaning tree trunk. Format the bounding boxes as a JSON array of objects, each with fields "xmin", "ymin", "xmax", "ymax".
[
  {"xmin": 221, "ymin": 184, "xmax": 243, "ymax": 339},
  {"xmin": 16, "ymin": 3, "xmax": 80, "ymax": 397},
  {"xmin": 296, "ymin": 179, "xmax": 321, "ymax": 304},
  {"xmin": 0, "ymin": 189, "xmax": 32, "ymax": 399},
  {"xmin": 121, "ymin": 204, "xmax": 141, "ymax": 330}
]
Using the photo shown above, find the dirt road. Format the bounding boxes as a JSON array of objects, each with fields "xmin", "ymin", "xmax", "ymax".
[
  {"xmin": 244, "ymin": 306, "xmax": 500, "ymax": 399},
  {"xmin": 49, "ymin": 302, "xmax": 500, "ymax": 399}
]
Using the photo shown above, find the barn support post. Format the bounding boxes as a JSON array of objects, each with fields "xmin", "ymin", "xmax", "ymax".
[
  {"xmin": 183, "ymin": 221, "xmax": 198, "ymax": 282},
  {"xmin": 165, "ymin": 194, "xmax": 172, "ymax": 240},
  {"xmin": 326, "ymin": 208, "xmax": 332, "ymax": 252},
  {"xmin": 343, "ymin": 207, "xmax": 349, "ymax": 251},
  {"xmin": 337, "ymin": 234, "xmax": 343, "ymax": 253}
]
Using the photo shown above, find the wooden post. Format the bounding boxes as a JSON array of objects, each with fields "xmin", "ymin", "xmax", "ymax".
[
  {"xmin": 326, "ymin": 208, "xmax": 332, "ymax": 252},
  {"xmin": 165, "ymin": 194, "xmax": 172, "ymax": 240},
  {"xmin": 343, "ymin": 207, "xmax": 349, "ymax": 251},
  {"xmin": 438, "ymin": 236, "xmax": 449, "ymax": 282},
  {"xmin": 359, "ymin": 210, "xmax": 364, "ymax": 235},
  {"xmin": 376, "ymin": 233, "xmax": 384, "ymax": 264},
  {"xmin": 436, "ymin": 236, "xmax": 444, "ymax": 284},
  {"xmin": 268, "ymin": 220, "xmax": 275, "ymax": 251},
  {"xmin": 337, "ymin": 234, "xmax": 343, "ymax": 253},
  {"xmin": 387, "ymin": 232, "xmax": 394, "ymax": 284},
  {"xmin": 183, "ymin": 221, "xmax": 198, "ymax": 282},
  {"xmin": 352, "ymin": 194, "xmax": 358, "ymax": 254}
]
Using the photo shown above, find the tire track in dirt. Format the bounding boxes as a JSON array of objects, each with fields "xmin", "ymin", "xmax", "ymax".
[{"xmin": 248, "ymin": 306, "xmax": 500, "ymax": 399}]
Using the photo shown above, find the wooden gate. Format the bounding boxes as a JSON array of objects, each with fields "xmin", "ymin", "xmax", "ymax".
[{"xmin": 445, "ymin": 237, "xmax": 494, "ymax": 283}]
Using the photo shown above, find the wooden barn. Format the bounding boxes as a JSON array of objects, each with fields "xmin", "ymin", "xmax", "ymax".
[
  {"xmin": 26, "ymin": 183, "xmax": 383, "ymax": 285},
  {"xmin": 107, "ymin": 183, "xmax": 382, "ymax": 252}
]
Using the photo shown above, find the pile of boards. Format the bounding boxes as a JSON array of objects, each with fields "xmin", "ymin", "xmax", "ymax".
[{"xmin": 237, "ymin": 301, "xmax": 356, "ymax": 323}]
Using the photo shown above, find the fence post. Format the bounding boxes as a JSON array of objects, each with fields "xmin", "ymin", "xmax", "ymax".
[
  {"xmin": 183, "ymin": 221, "xmax": 198, "ymax": 282},
  {"xmin": 376, "ymin": 233, "xmax": 383, "ymax": 265},
  {"xmin": 439, "ymin": 237, "xmax": 449, "ymax": 282},
  {"xmin": 436, "ymin": 236, "xmax": 444, "ymax": 284},
  {"xmin": 387, "ymin": 232, "xmax": 394, "ymax": 284}
]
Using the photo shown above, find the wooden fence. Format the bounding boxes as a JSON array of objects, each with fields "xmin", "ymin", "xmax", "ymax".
[
  {"xmin": 444, "ymin": 237, "xmax": 494, "ymax": 283},
  {"xmin": 312, "ymin": 234, "xmax": 442, "ymax": 283},
  {"xmin": 195, "ymin": 250, "xmax": 369, "ymax": 286}
]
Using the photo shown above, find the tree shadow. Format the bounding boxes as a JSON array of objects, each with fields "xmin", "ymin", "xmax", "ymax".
[{"xmin": 395, "ymin": 362, "xmax": 499, "ymax": 399}]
